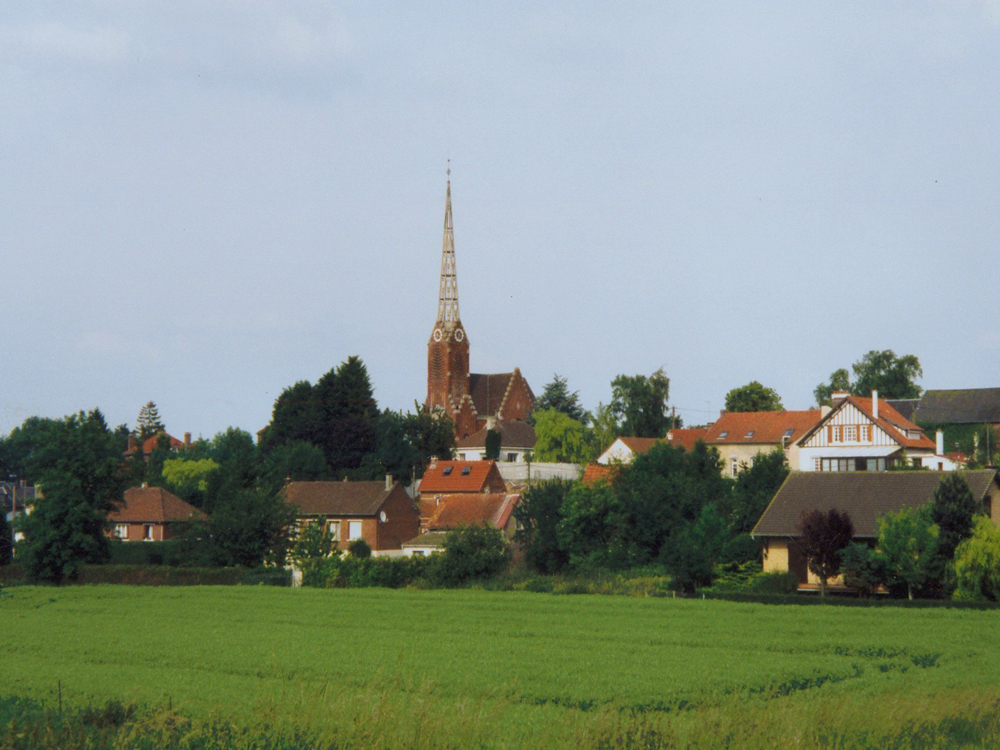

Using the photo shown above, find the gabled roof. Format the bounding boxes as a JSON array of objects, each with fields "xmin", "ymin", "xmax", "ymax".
[
  {"xmin": 284, "ymin": 481, "xmax": 399, "ymax": 517},
  {"xmin": 846, "ymin": 396, "xmax": 934, "ymax": 450},
  {"xmin": 703, "ymin": 411, "xmax": 821, "ymax": 445},
  {"xmin": 419, "ymin": 460, "xmax": 505, "ymax": 494},
  {"xmin": 618, "ymin": 437, "xmax": 661, "ymax": 454},
  {"xmin": 469, "ymin": 373, "xmax": 513, "ymax": 417},
  {"xmin": 110, "ymin": 486, "xmax": 207, "ymax": 524},
  {"xmin": 910, "ymin": 389, "xmax": 1000, "ymax": 425},
  {"xmin": 752, "ymin": 470, "xmax": 999, "ymax": 539},
  {"xmin": 456, "ymin": 421, "xmax": 537, "ymax": 450},
  {"xmin": 664, "ymin": 428, "xmax": 709, "ymax": 452},
  {"xmin": 124, "ymin": 432, "xmax": 185, "ymax": 456},
  {"xmin": 426, "ymin": 493, "xmax": 519, "ymax": 530}
]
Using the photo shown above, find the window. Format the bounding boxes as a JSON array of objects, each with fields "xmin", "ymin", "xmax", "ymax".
[
  {"xmin": 458, "ymin": 453, "xmax": 466, "ymax": 460},
  {"xmin": 783, "ymin": 429, "xmax": 795, "ymax": 439},
  {"xmin": 461, "ymin": 466, "xmax": 471, "ymax": 475},
  {"xmin": 717, "ymin": 432, "xmax": 729, "ymax": 440},
  {"xmin": 348, "ymin": 521, "xmax": 362, "ymax": 541},
  {"xmin": 114, "ymin": 524, "xmax": 128, "ymax": 539},
  {"xmin": 866, "ymin": 459, "xmax": 877, "ymax": 472},
  {"xmin": 844, "ymin": 425, "xmax": 857, "ymax": 442},
  {"xmin": 379, "ymin": 511, "xmax": 388, "ymax": 522},
  {"xmin": 830, "ymin": 426, "xmax": 841, "ymax": 443},
  {"xmin": 814, "ymin": 458, "xmax": 822, "ymax": 471},
  {"xmin": 506, "ymin": 453, "xmax": 518, "ymax": 463},
  {"xmin": 859, "ymin": 425, "xmax": 869, "ymax": 442},
  {"xmin": 143, "ymin": 524, "xmax": 154, "ymax": 541},
  {"xmin": 744, "ymin": 430, "xmax": 755, "ymax": 439},
  {"xmin": 327, "ymin": 521, "xmax": 340, "ymax": 540},
  {"xmin": 442, "ymin": 467, "xmax": 453, "ymax": 475},
  {"xmin": 730, "ymin": 457, "xmax": 739, "ymax": 476}
]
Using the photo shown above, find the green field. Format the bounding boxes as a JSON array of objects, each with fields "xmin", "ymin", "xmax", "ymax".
[{"xmin": 3, "ymin": 586, "xmax": 1000, "ymax": 748}]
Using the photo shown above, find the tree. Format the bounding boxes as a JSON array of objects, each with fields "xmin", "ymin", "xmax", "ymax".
[
  {"xmin": 261, "ymin": 441, "xmax": 330, "ymax": 485},
  {"xmin": 262, "ymin": 381, "xmax": 316, "ymax": 449},
  {"xmin": 728, "ymin": 449, "xmax": 788, "ymax": 535},
  {"xmin": 798, "ymin": 508, "xmax": 854, "ymax": 596},
  {"xmin": 589, "ymin": 402, "xmax": 620, "ymax": 456},
  {"xmin": 514, "ymin": 478, "xmax": 574, "ymax": 574},
  {"xmin": 134, "ymin": 401, "xmax": 165, "ymax": 442},
  {"xmin": 18, "ymin": 473, "xmax": 111, "ymax": 582},
  {"xmin": 661, "ymin": 503, "xmax": 731, "ymax": 594},
  {"xmin": 532, "ymin": 374, "xmax": 591, "ymax": 425},
  {"xmin": 312, "ymin": 357, "xmax": 380, "ymax": 476},
  {"xmin": 610, "ymin": 367, "xmax": 671, "ymax": 438},
  {"xmin": 161, "ymin": 457, "xmax": 220, "ymax": 507},
  {"xmin": 930, "ymin": 473, "xmax": 978, "ymax": 563},
  {"xmin": 289, "ymin": 516, "xmax": 338, "ymax": 586},
  {"xmin": 877, "ymin": 505, "xmax": 939, "ymax": 600},
  {"xmin": 814, "ymin": 350, "xmax": 922, "ymax": 405},
  {"xmin": 209, "ymin": 486, "xmax": 296, "ymax": 568},
  {"xmin": 840, "ymin": 543, "xmax": 888, "ymax": 597},
  {"xmin": 953, "ymin": 516, "xmax": 1000, "ymax": 601},
  {"xmin": 0, "ymin": 510, "xmax": 13, "ymax": 566},
  {"xmin": 484, "ymin": 429, "xmax": 502, "ymax": 461},
  {"xmin": 532, "ymin": 409, "xmax": 595, "ymax": 464},
  {"xmin": 724, "ymin": 381, "xmax": 784, "ymax": 412},
  {"xmin": 433, "ymin": 525, "xmax": 510, "ymax": 586}
]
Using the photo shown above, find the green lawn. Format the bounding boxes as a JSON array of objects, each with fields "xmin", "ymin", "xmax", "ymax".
[{"xmin": 3, "ymin": 586, "xmax": 1000, "ymax": 748}]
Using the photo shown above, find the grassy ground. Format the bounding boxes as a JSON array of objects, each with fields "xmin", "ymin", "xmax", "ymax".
[{"xmin": 3, "ymin": 586, "xmax": 1000, "ymax": 748}]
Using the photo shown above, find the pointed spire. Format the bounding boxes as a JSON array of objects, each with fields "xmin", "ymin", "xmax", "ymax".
[{"xmin": 436, "ymin": 167, "xmax": 461, "ymax": 327}]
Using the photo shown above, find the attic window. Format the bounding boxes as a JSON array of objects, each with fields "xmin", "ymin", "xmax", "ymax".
[
  {"xmin": 783, "ymin": 428, "xmax": 795, "ymax": 439},
  {"xmin": 442, "ymin": 467, "xmax": 453, "ymax": 476},
  {"xmin": 461, "ymin": 467, "xmax": 471, "ymax": 476},
  {"xmin": 744, "ymin": 430, "xmax": 755, "ymax": 439},
  {"xmin": 717, "ymin": 432, "xmax": 729, "ymax": 440}
]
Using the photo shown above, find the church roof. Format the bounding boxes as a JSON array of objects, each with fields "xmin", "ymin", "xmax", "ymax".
[
  {"xmin": 456, "ymin": 421, "xmax": 537, "ymax": 450},
  {"xmin": 469, "ymin": 373, "xmax": 514, "ymax": 417}
]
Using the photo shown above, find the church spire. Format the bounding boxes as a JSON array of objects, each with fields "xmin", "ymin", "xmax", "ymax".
[{"xmin": 436, "ymin": 167, "xmax": 461, "ymax": 328}]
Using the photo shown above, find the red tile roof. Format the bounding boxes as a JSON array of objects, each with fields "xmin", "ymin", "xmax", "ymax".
[
  {"xmin": 618, "ymin": 437, "xmax": 661, "ymax": 454},
  {"xmin": 419, "ymin": 460, "xmax": 506, "ymax": 494},
  {"xmin": 110, "ymin": 487, "xmax": 207, "ymax": 524},
  {"xmin": 124, "ymin": 433, "xmax": 185, "ymax": 456},
  {"xmin": 426, "ymin": 493, "xmax": 519, "ymax": 530},
  {"xmin": 842, "ymin": 396, "xmax": 935, "ymax": 450},
  {"xmin": 703, "ymin": 411, "xmax": 821, "ymax": 445},
  {"xmin": 284, "ymin": 481, "xmax": 398, "ymax": 517},
  {"xmin": 665, "ymin": 428, "xmax": 709, "ymax": 451}
]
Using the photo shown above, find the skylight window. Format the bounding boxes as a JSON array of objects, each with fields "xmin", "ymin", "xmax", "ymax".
[
  {"xmin": 717, "ymin": 432, "xmax": 729, "ymax": 440},
  {"xmin": 745, "ymin": 430, "xmax": 755, "ymax": 439},
  {"xmin": 442, "ymin": 467, "xmax": 453, "ymax": 476},
  {"xmin": 461, "ymin": 466, "xmax": 471, "ymax": 475},
  {"xmin": 783, "ymin": 428, "xmax": 795, "ymax": 438}
]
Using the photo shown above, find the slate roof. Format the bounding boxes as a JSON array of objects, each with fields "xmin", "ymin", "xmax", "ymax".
[
  {"xmin": 703, "ymin": 411, "xmax": 821, "ymax": 445},
  {"xmin": 909, "ymin": 389, "xmax": 1000, "ymax": 425},
  {"xmin": 425, "ymin": 493, "xmax": 519, "ymax": 530},
  {"xmin": 665, "ymin": 428, "xmax": 709, "ymax": 451},
  {"xmin": 456, "ymin": 421, "xmax": 537, "ymax": 450},
  {"xmin": 419, "ymin": 460, "xmax": 506, "ymax": 494},
  {"xmin": 752, "ymin": 470, "xmax": 999, "ymax": 539},
  {"xmin": 284, "ymin": 481, "xmax": 396, "ymax": 517},
  {"xmin": 469, "ymin": 373, "xmax": 513, "ymax": 417},
  {"xmin": 110, "ymin": 486, "xmax": 207, "ymax": 524}
]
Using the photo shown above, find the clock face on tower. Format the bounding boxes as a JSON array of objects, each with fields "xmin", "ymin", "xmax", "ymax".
[
  {"xmin": 454, "ymin": 328, "xmax": 464, "ymax": 342},
  {"xmin": 433, "ymin": 328, "xmax": 443, "ymax": 342}
]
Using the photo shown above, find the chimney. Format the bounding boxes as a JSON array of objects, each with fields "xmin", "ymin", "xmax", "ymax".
[
  {"xmin": 429, "ymin": 455, "xmax": 438, "ymax": 469},
  {"xmin": 872, "ymin": 390, "xmax": 879, "ymax": 420},
  {"xmin": 820, "ymin": 405, "xmax": 832, "ymax": 418},
  {"xmin": 184, "ymin": 432, "xmax": 191, "ymax": 448},
  {"xmin": 831, "ymin": 391, "xmax": 849, "ymax": 405},
  {"xmin": 128, "ymin": 434, "xmax": 136, "ymax": 452},
  {"xmin": 385, "ymin": 474, "xmax": 393, "ymax": 491},
  {"xmin": 936, "ymin": 429, "xmax": 944, "ymax": 456}
]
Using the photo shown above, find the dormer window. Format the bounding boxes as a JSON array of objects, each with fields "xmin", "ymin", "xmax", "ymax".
[
  {"xmin": 717, "ymin": 432, "xmax": 729, "ymax": 440},
  {"xmin": 442, "ymin": 467, "xmax": 453, "ymax": 476},
  {"xmin": 461, "ymin": 466, "xmax": 471, "ymax": 476}
]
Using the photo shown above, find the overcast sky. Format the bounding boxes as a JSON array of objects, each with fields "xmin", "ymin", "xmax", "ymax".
[{"xmin": 2, "ymin": 2, "xmax": 999, "ymax": 439}]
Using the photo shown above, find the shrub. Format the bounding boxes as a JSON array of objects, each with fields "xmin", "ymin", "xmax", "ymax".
[
  {"xmin": 744, "ymin": 571, "xmax": 799, "ymax": 595},
  {"xmin": 432, "ymin": 525, "xmax": 510, "ymax": 587},
  {"xmin": 954, "ymin": 516, "xmax": 1000, "ymax": 601},
  {"xmin": 348, "ymin": 539, "xmax": 372, "ymax": 559},
  {"xmin": 841, "ymin": 543, "xmax": 887, "ymax": 597}
]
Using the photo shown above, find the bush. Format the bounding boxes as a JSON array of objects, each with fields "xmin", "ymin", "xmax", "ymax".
[
  {"xmin": 348, "ymin": 539, "xmax": 372, "ymax": 559},
  {"xmin": 841, "ymin": 543, "xmax": 888, "ymax": 597},
  {"xmin": 300, "ymin": 555, "xmax": 431, "ymax": 589},
  {"xmin": 954, "ymin": 516, "xmax": 1000, "ymax": 601},
  {"xmin": 744, "ymin": 571, "xmax": 799, "ymax": 595},
  {"xmin": 107, "ymin": 539, "xmax": 219, "ymax": 568},
  {"xmin": 431, "ymin": 525, "xmax": 510, "ymax": 587}
]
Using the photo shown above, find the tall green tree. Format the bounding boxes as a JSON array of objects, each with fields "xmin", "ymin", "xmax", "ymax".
[
  {"xmin": 815, "ymin": 350, "xmax": 922, "ymax": 405},
  {"xmin": 161, "ymin": 457, "xmax": 220, "ymax": 507},
  {"xmin": 954, "ymin": 516, "xmax": 1000, "ymax": 601},
  {"xmin": 532, "ymin": 409, "xmax": 594, "ymax": 464},
  {"xmin": 514, "ymin": 478, "xmax": 575, "ymax": 574},
  {"xmin": 729, "ymin": 449, "xmax": 788, "ymax": 535},
  {"xmin": 532, "ymin": 374, "xmax": 591, "ymax": 425},
  {"xmin": 262, "ymin": 441, "xmax": 330, "ymax": 485},
  {"xmin": 877, "ymin": 505, "xmax": 939, "ymax": 600},
  {"xmin": 799, "ymin": 508, "xmax": 854, "ymax": 596},
  {"xmin": 724, "ymin": 381, "xmax": 784, "ymax": 412},
  {"xmin": 209, "ymin": 486, "xmax": 296, "ymax": 568},
  {"xmin": 610, "ymin": 367, "xmax": 671, "ymax": 438},
  {"xmin": 662, "ymin": 503, "xmax": 731, "ymax": 594},
  {"xmin": 262, "ymin": 381, "xmax": 315, "ymax": 449},
  {"xmin": 0, "ymin": 509, "xmax": 13, "ymax": 566},
  {"xmin": 134, "ymin": 401, "xmax": 165, "ymax": 442},
  {"xmin": 930, "ymin": 473, "xmax": 978, "ymax": 563},
  {"xmin": 312, "ymin": 356, "xmax": 379, "ymax": 476}
]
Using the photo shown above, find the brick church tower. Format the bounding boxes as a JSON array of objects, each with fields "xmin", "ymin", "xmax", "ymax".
[{"xmin": 426, "ymin": 173, "xmax": 535, "ymax": 440}]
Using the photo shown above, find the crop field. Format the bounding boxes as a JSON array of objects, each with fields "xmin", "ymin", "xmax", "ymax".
[{"xmin": 3, "ymin": 586, "xmax": 1000, "ymax": 749}]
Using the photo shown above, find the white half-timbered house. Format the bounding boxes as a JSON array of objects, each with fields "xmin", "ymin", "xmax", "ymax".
[{"xmin": 795, "ymin": 391, "xmax": 957, "ymax": 472}]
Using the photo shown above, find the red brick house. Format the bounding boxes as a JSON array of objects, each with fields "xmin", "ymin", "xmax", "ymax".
[
  {"xmin": 109, "ymin": 486, "xmax": 207, "ymax": 542},
  {"xmin": 417, "ymin": 459, "xmax": 508, "ymax": 527},
  {"xmin": 124, "ymin": 431, "xmax": 192, "ymax": 458},
  {"xmin": 402, "ymin": 492, "xmax": 520, "ymax": 556},
  {"xmin": 283, "ymin": 478, "xmax": 420, "ymax": 552}
]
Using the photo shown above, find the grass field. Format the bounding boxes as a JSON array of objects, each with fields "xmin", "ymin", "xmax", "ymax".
[{"xmin": 3, "ymin": 586, "xmax": 1000, "ymax": 748}]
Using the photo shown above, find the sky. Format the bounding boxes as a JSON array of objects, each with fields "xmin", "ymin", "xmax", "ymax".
[{"xmin": 2, "ymin": 2, "xmax": 1000, "ymax": 439}]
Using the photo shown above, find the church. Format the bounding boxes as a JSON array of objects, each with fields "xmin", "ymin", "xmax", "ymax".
[{"xmin": 426, "ymin": 176, "xmax": 535, "ymax": 440}]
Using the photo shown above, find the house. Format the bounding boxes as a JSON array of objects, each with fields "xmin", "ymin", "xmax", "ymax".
[
  {"xmin": 418, "ymin": 459, "xmax": 507, "ymax": 496},
  {"xmin": 752, "ymin": 470, "xmax": 1000, "ymax": 588},
  {"xmin": 283, "ymin": 477, "xmax": 420, "ymax": 554},
  {"xmin": 596, "ymin": 437, "xmax": 661, "ymax": 465},
  {"xmin": 425, "ymin": 177, "xmax": 535, "ymax": 438},
  {"xmin": 582, "ymin": 463, "xmax": 616, "ymax": 485},
  {"xmin": 456, "ymin": 420, "xmax": 537, "ymax": 463},
  {"xmin": 703, "ymin": 410, "xmax": 821, "ymax": 478},
  {"xmin": 889, "ymin": 388, "xmax": 1000, "ymax": 429},
  {"xmin": 665, "ymin": 428, "xmax": 710, "ymax": 452},
  {"xmin": 109, "ymin": 486, "xmax": 207, "ymax": 542},
  {"xmin": 125, "ymin": 431, "xmax": 192, "ymax": 458},
  {"xmin": 402, "ymin": 492, "xmax": 520, "ymax": 556},
  {"xmin": 795, "ymin": 391, "xmax": 955, "ymax": 472}
]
